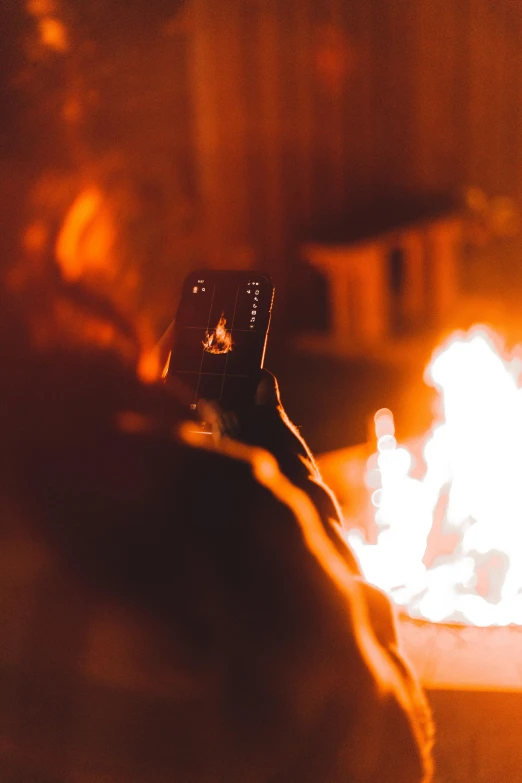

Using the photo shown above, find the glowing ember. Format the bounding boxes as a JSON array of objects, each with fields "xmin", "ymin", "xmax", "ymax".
[
  {"xmin": 347, "ymin": 326, "xmax": 522, "ymax": 626},
  {"xmin": 203, "ymin": 313, "xmax": 233, "ymax": 355}
]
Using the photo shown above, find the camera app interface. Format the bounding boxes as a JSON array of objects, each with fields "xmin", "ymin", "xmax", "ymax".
[{"xmin": 170, "ymin": 274, "xmax": 272, "ymax": 409}]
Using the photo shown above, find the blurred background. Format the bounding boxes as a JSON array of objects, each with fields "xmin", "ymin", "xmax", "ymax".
[
  {"xmin": 6, "ymin": 5, "xmax": 522, "ymax": 779},
  {"xmin": 2, "ymin": 0, "xmax": 522, "ymax": 450}
]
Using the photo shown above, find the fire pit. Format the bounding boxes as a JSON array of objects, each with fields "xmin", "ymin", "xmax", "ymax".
[
  {"xmin": 317, "ymin": 326, "xmax": 522, "ymax": 782},
  {"xmin": 320, "ymin": 325, "xmax": 522, "ymax": 627}
]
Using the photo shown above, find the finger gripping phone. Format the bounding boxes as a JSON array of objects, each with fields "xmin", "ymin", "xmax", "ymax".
[{"xmin": 167, "ymin": 270, "xmax": 274, "ymax": 411}]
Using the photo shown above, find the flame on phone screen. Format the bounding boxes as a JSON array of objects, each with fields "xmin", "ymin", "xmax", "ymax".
[{"xmin": 203, "ymin": 313, "xmax": 233, "ymax": 354}]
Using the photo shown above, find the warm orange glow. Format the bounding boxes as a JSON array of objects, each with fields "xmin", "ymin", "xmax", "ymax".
[
  {"xmin": 161, "ymin": 350, "xmax": 172, "ymax": 379},
  {"xmin": 138, "ymin": 346, "xmax": 162, "ymax": 384},
  {"xmin": 56, "ymin": 188, "xmax": 117, "ymax": 282},
  {"xmin": 27, "ymin": 0, "xmax": 56, "ymax": 16},
  {"xmin": 203, "ymin": 313, "xmax": 233, "ymax": 354},
  {"xmin": 348, "ymin": 326, "xmax": 522, "ymax": 626},
  {"xmin": 23, "ymin": 221, "xmax": 48, "ymax": 253},
  {"xmin": 27, "ymin": 0, "xmax": 68, "ymax": 51},
  {"xmin": 62, "ymin": 97, "xmax": 82, "ymax": 124},
  {"xmin": 38, "ymin": 17, "xmax": 68, "ymax": 52}
]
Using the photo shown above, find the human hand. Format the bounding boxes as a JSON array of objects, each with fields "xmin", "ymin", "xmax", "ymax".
[
  {"xmin": 198, "ymin": 370, "xmax": 359, "ymax": 573},
  {"xmin": 197, "ymin": 369, "xmax": 320, "ymax": 484},
  {"xmin": 197, "ymin": 370, "xmax": 306, "ymax": 451}
]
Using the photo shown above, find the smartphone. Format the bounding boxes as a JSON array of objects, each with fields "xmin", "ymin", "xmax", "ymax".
[{"xmin": 167, "ymin": 269, "xmax": 274, "ymax": 411}]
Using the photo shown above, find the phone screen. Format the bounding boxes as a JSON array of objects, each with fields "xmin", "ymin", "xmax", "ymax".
[{"xmin": 168, "ymin": 270, "xmax": 274, "ymax": 410}]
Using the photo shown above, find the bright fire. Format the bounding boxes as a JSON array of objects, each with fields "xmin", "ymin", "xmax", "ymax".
[
  {"xmin": 347, "ymin": 326, "xmax": 522, "ymax": 626},
  {"xmin": 203, "ymin": 314, "xmax": 233, "ymax": 355}
]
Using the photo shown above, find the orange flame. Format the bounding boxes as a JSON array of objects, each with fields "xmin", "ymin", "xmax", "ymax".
[
  {"xmin": 203, "ymin": 313, "xmax": 233, "ymax": 355},
  {"xmin": 348, "ymin": 326, "xmax": 522, "ymax": 626}
]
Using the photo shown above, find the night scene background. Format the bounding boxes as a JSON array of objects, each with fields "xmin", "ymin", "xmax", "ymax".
[
  {"xmin": 2, "ymin": 0, "xmax": 522, "ymax": 449},
  {"xmin": 5, "ymin": 4, "xmax": 522, "ymax": 781}
]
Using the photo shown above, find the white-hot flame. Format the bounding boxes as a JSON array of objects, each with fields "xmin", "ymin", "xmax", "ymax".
[{"xmin": 348, "ymin": 326, "xmax": 522, "ymax": 626}]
